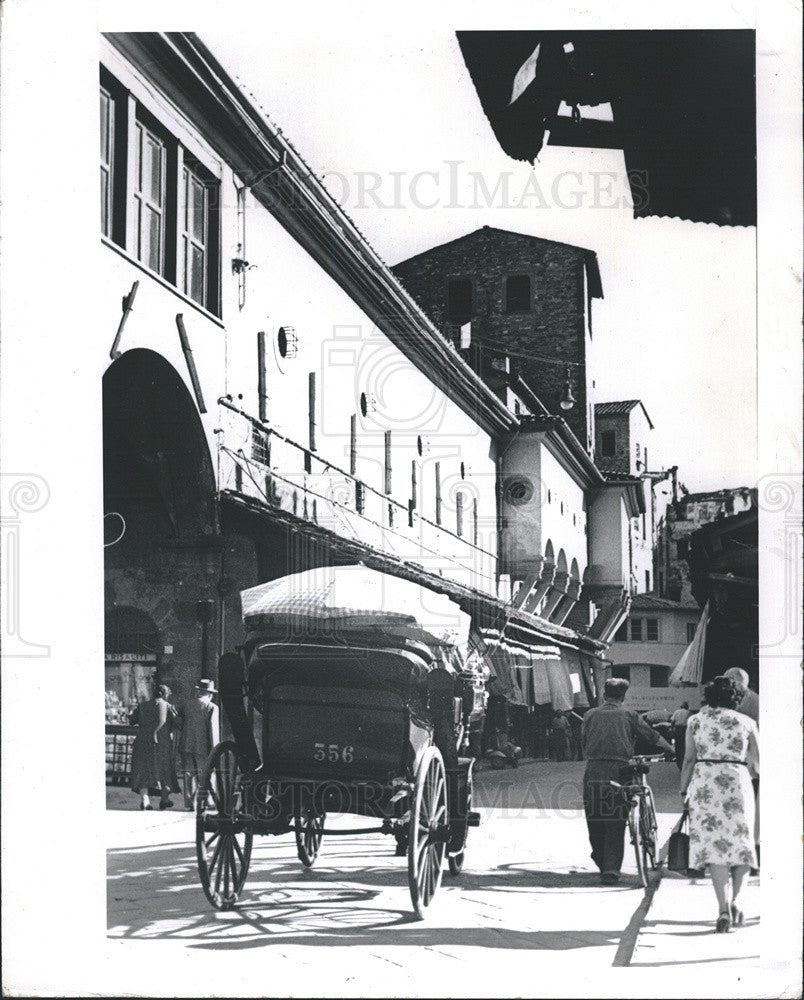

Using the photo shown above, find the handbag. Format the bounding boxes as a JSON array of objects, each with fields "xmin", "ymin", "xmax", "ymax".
[{"xmin": 667, "ymin": 808, "xmax": 690, "ymax": 873}]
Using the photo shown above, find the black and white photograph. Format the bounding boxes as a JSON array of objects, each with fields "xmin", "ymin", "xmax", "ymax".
[{"xmin": 0, "ymin": 1, "xmax": 801, "ymax": 997}]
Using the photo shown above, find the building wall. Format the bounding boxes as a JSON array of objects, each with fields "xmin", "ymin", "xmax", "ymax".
[
  {"xmin": 498, "ymin": 430, "xmax": 588, "ymax": 581},
  {"xmin": 608, "ymin": 608, "xmax": 703, "ymax": 711},
  {"xmin": 392, "ymin": 228, "xmax": 595, "ymax": 447},
  {"xmin": 586, "ymin": 489, "xmax": 629, "ymax": 588},
  {"xmin": 100, "ymin": 40, "xmax": 504, "ymax": 710}
]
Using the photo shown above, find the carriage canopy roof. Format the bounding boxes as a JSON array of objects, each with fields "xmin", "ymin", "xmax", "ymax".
[{"xmin": 241, "ymin": 565, "xmax": 471, "ymax": 647}]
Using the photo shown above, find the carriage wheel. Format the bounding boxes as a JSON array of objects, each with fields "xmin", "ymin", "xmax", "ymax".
[
  {"xmin": 295, "ymin": 804, "xmax": 325, "ymax": 867},
  {"xmin": 447, "ymin": 766, "xmax": 473, "ymax": 877},
  {"xmin": 196, "ymin": 741, "xmax": 253, "ymax": 910},
  {"xmin": 407, "ymin": 747, "xmax": 448, "ymax": 918}
]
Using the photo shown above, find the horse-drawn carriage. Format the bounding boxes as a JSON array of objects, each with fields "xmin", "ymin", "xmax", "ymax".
[{"xmin": 195, "ymin": 566, "xmax": 486, "ymax": 918}]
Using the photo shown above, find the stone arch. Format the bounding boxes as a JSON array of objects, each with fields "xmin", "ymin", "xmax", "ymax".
[
  {"xmin": 544, "ymin": 539, "xmax": 555, "ymax": 564},
  {"xmin": 103, "ymin": 349, "xmax": 216, "ymax": 543},
  {"xmin": 570, "ymin": 557, "xmax": 581, "ymax": 584},
  {"xmin": 556, "ymin": 548, "xmax": 568, "ymax": 575}
]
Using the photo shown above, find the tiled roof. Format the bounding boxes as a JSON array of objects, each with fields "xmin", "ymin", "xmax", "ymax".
[
  {"xmin": 630, "ymin": 593, "xmax": 700, "ymax": 611},
  {"xmin": 595, "ymin": 400, "xmax": 654, "ymax": 428}
]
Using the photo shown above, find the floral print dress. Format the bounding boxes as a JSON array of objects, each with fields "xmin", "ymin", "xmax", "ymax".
[{"xmin": 687, "ymin": 706, "xmax": 758, "ymax": 869}]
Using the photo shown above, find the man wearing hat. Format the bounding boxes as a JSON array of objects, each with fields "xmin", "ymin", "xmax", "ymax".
[{"xmin": 177, "ymin": 679, "xmax": 219, "ymax": 810}]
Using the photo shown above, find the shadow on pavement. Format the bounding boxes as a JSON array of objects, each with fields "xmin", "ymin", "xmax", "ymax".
[{"xmin": 108, "ymin": 842, "xmax": 628, "ymax": 950}]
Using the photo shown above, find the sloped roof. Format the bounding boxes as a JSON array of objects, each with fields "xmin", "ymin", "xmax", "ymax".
[
  {"xmin": 630, "ymin": 593, "xmax": 700, "ymax": 612},
  {"xmin": 595, "ymin": 400, "xmax": 654, "ymax": 429},
  {"xmin": 394, "ymin": 226, "xmax": 603, "ymax": 299}
]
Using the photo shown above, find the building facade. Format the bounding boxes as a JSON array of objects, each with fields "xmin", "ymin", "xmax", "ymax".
[
  {"xmin": 655, "ymin": 486, "xmax": 756, "ymax": 602},
  {"xmin": 100, "ymin": 34, "xmax": 620, "ymax": 728},
  {"xmin": 607, "ymin": 594, "xmax": 704, "ymax": 712},
  {"xmin": 392, "ymin": 227, "xmax": 603, "ymax": 454}
]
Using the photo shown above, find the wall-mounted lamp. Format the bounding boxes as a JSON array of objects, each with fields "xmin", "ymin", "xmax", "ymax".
[{"xmin": 559, "ymin": 367, "xmax": 576, "ymax": 410}]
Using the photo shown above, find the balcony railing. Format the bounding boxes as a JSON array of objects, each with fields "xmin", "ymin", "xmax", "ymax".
[{"xmin": 216, "ymin": 399, "xmax": 498, "ymax": 597}]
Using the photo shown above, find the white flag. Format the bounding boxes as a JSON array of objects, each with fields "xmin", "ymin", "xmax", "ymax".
[{"xmin": 670, "ymin": 601, "xmax": 709, "ymax": 686}]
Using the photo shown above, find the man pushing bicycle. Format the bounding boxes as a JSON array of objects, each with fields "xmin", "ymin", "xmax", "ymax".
[{"xmin": 581, "ymin": 678, "xmax": 674, "ymax": 884}]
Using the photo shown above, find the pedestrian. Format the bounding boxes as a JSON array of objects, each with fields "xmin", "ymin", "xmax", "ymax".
[
  {"xmin": 177, "ymin": 679, "xmax": 219, "ymax": 811},
  {"xmin": 550, "ymin": 709, "xmax": 571, "ymax": 762},
  {"xmin": 680, "ymin": 675, "xmax": 759, "ymax": 933},
  {"xmin": 130, "ymin": 683, "xmax": 179, "ymax": 811},
  {"xmin": 670, "ymin": 701, "xmax": 691, "ymax": 770},
  {"xmin": 722, "ymin": 667, "xmax": 760, "ymax": 871},
  {"xmin": 581, "ymin": 678, "xmax": 673, "ymax": 884}
]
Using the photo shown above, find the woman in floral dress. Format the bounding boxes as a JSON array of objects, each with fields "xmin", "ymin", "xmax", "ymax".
[{"xmin": 680, "ymin": 675, "xmax": 759, "ymax": 932}]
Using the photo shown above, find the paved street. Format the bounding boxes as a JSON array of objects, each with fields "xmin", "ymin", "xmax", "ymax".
[{"xmin": 104, "ymin": 760, "xmax": 773, "ymax": 997}]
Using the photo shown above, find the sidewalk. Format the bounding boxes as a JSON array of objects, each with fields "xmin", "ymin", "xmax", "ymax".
[{"xmin": 102, "ymin": 761, "xmax": 769, "ymax": 997}]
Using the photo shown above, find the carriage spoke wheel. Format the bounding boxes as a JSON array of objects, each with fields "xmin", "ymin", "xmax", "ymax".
[
  {"xmin": 295, "ymin": 804, "xmax": 325, "ymax": 867},
  {"xmin": 640, "ymin": 788, "xmax": 658, "ymax": 873},
  {"xmin": 196, "ymin": 741, "xmax": 253, "ymax": 910},
  {"xmin": 408, "ymin": 747, "xmax": 448, "ymax": 919},
  {"xmin": 628, "ymin": 799, "xmax": 647, "ymax": 888}
]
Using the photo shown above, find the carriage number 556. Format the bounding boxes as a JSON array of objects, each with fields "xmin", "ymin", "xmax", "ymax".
[{"xmin": 314, "ymin": 743, "xmax": 354, "ymax": 763}]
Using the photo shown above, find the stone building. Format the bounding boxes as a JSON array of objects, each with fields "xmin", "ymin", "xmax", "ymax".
[
  {"xmin": 392, "ymin": 226, "xmax": 603, "ymax": 454},
  {"xmin": 655, "ymin": 487, "xmax": 756, "ymax": 601},
  {"xmin": 99, "ymin": 34, "xmax": 625, "ymax": 727}
]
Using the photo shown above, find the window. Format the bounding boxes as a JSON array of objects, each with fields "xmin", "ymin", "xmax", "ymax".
[
  {"xmin": 505, "ymin": 274, "xmax": 531, "ymax": 312},
  {"xmin": 686, "ymin": 622, "xmax": 697, "ymax": 644},
  {"xmin": 447, "ymin": 278, "xmax": 472, "ymax": 323},
  {"xmin": 644, "ymin": 569, "xmax": 650, "ymax": 591},
  {"xmin": 677, "ymin": 538, "xmax": 689, "ymax": 559},
  {"xmin": 100, "ymin": 67, "xmax": 221, "ymax": 317},
  {"xmin": 646, "ymin": 618, "xmax": 659, "ymax": 642},
  {"xmin": 601, "ymin": 430, "xmax": 616, "ymax": 457},
  {"xmin": 133, "ymin": 120, "xmax": 167, "ymax": 274},
  {"xmin": 630, "ymin": 618, "xmax": 642, "ymax": 641},
  {"xmin": 100, "ymin": 87, "xmax": 114, "ymax": 237},
  {"xmin": 181, "ymin": 163, "xmax": 209, "ymax": 306},
  {"xmin": 611, "ymin": 665, "xmax": 630, "ymax": 682},
  {"xmin": 649, "ymin": 665, "xmax": 668, "ymax": 688},
  {"xmin": 614, "ymin": 622, "xmax": 628, "ymax": 642}
]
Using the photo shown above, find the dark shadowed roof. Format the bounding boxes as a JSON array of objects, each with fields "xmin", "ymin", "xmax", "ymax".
[
  {"xmin": 456, "ymin": 30, "xmax": 756, "ymax": 227},
  {"xmin": 393, "ymin": 226, "xmax": 603, "ymax": 299},
  {"xmin": 595, "ymin": 399, "xmax": 654, "ymax": 428}
]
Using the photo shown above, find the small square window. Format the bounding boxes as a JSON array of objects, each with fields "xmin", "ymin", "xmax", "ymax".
[
  {"xmin": 646, "ymin": 618, "xmax": 659, "ymax": 642},
  {"xmin": 649, "ymin": 665, "xmax": 668, "ymax": 688},
  {"xmin": 601, "ymin": 430, "xmax": 616, "ymax": 457},
  {"xmin": 505, "ymin": 274, "xmax": 531, "ymax": 312},
  {"xmin": 611, "ymin": 665, "xmax": 630, "ymax": 682},
  {"xmin": 630, "ymin": 618, "xmax": 642, "ymax": 641},
  {"xmin": 447, "ymin": 278, "xmax": 472, "ymax": 323}
]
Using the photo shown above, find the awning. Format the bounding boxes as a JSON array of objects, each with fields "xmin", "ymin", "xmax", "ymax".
[{"xmin": 670, "ymin": 601, "xmax": 709, "ymax": 686}]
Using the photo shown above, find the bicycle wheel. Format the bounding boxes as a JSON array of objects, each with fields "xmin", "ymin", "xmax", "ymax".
[
  {"xmin": 628, "ymin": 799, "xmax": 647, "ymax": 888},
  {"xmin": 640, "ymin": 788, "xmax": 658, "ymax": 873}
]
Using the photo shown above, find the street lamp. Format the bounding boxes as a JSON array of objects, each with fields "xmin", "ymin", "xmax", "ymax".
[{"xmin": 560, "ymin": 367, "xmax": 576, "ymax": 410}]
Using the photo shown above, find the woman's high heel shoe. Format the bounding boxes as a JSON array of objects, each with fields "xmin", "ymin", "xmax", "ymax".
[
  {"xmin": 730, "ymin": 903, "xmax": 744, "ymax": 926},
  {"xmin": 716, "ymin": 910, "xmax": 731, "ymax": 933}
]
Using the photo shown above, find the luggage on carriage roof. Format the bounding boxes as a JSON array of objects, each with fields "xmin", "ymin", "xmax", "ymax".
[{"xmin": 240, "ymin": 565, "xmax": 471, "ymax": 648}]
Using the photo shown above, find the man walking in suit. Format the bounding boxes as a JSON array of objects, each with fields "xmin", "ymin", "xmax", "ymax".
[{"xmin": 177, "ymin": 679, "xmax": 219, "ymax": 810}]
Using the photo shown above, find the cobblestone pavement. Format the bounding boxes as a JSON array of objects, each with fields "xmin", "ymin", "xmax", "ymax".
[{"xmin": 98, "ymin": 761, "xmax": 788, "ymax": 998}]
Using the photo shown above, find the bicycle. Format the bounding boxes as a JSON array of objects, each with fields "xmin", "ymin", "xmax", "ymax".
[{"xmin": 610, "ymin": 754, "xmax": 668, "ymax": 887}]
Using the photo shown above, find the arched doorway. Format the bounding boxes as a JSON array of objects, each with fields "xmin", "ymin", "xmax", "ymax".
[{"xmin": 103, "ymin": 350, "xmax": 220, "ymax": 706}]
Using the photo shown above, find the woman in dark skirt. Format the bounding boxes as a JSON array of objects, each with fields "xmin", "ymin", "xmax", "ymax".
[{"xmin": 130, "ymin": 684, "xmax": 179, "ymax": 810}]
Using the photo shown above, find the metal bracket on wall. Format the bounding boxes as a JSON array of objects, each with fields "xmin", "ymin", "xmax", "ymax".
[
  {"xmin": 109, "ymin": 280, "xmax": 139, "ymax": 360},
  {"xmin": 175, "ymin": 313, "xmax": 208, "ymax": 414}
]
